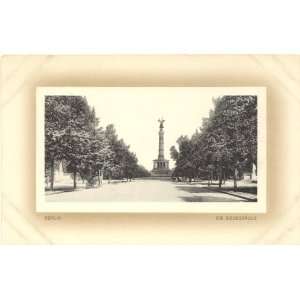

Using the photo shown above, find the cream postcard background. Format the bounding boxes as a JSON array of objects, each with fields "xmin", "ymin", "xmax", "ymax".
[{"xmin": 0, "ymin": 55, "xmax": 299, "ymax": 244}]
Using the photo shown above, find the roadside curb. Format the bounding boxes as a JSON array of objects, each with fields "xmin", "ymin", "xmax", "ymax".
[{"xmin": 204, "ymin": 186, "xmax": 257, "ymax": 202}]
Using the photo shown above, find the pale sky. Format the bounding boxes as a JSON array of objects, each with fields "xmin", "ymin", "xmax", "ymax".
[{"xmin": 83, "ymin": 87, "xmax": 216, "ymax": 170}]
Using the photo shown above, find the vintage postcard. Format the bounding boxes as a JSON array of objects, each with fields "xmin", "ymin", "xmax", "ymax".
[{"xmin": 36, "ymin": 86, "xmax": 266, "ymax": 213}]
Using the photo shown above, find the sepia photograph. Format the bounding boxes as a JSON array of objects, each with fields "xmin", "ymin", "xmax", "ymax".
[{"xmin": 36, "ymin": 87, "xmax": 266, "ymax": 212}]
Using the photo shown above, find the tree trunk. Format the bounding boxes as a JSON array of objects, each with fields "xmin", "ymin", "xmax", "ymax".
[
  {"xmin": 233, "ymin": 167, "xmax": 238, "ymax": 192},
  {"xmin": 50, "ymin": 159, "xmax": 54, "ymax": 191},
  {"xmin": 208, "ymin": 170, "xmax": 213, "ymax": 186},
  {"xmin": 222, "ymin": 167, "xmax": 226, "ymax": 184},
  {"xmin": 99, "ymin": 169, "xmax": 103, "ymax": 186},
  {"xmin": 218, "ymin": 166, "xmax": 222, "ymax": 188},
  {"xmin": 73, "ymin": 170, "xmax": 77, "ymax": 189}
]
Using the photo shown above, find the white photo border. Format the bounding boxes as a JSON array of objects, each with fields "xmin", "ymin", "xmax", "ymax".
[{"xmin": 36, "ymin": 87, "xmax": 267, "ymax": 213}]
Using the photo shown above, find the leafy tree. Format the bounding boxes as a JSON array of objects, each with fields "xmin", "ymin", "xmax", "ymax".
[
  {"xmin": 134, "ymin": 165, "xmax": 151, "ymax": 177},
  {"xmin": 104, "ymin": 124, "xmax": 140, "ymax": 180},
  {"xmin": 210, "ymin": 95, "xmax": 257, "ymax": 190},
  {"xmin": 170, "ymin": 136, "xmax": 197, "ymax": 182},
  {"xmin": 45, "ymin": 98, "xmax": 150, "ymax": 191},
  {"xmin": 170, "ymin": 95, "xmax": 257, "ymax": 191},
  {"xmin": 45, "ymin": 96, "xmax": 100, "ymax": 190},
  {"xmin": 122, "ymin": 150, "xmax": 137, "ymax": 181},
  {"xmin": 88, "ymin": 128, "xmax": 114, "ymax": 186}
]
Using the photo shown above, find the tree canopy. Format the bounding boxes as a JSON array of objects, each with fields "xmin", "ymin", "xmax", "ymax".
[
  {"xmin": 170, "ymin": 95, "xmax": 257, "ymax": 190},
  {"xmin": 45, "ymin": 96, "xmax": 149, "ymax": 190}
]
